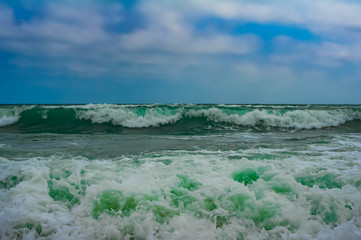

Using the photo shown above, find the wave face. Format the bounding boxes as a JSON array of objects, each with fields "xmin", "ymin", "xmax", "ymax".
[{"xmin": 0, "ymin": 104, "xmax": 360, "ymax": 133}]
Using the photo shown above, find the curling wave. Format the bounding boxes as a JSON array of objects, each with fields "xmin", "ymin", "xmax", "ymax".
[
  {"xmin": 0, "ymin": 104, "xmax": 360, "ymax": 133},
  {"xmin": 0, "ymin": 105, "xmax": 33, "ymax": 127},
  {"xmin": 76, "ymin": 104, "xmax": 183, "ymax": 128},
  {"xmin": 186, "ymin": 107, "xmax": 360, "ymax": 129}
]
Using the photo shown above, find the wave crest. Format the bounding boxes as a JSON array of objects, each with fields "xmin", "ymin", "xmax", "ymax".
[
  {"xmin": 76, "ymin": 105, "xmax": 183, "ymax": 128},
  {"xmin": 0, "ymin": 104, "xmax": 360, "ymax": 130},
  {"xmin": 0, "ymin": 115, "xmax": 19, "ymax": 127},
  {"xmin": 188, "ymin": 108, "xmax": 359, "ymax": 129},
  {"xmin": 0, "ymin": 106, "xmax": 33, "ymax": 127}
]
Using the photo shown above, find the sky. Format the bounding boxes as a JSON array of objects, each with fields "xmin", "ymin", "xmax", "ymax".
[{"xmin": 0, "ymin": 0, "xmax": 360, "ymax": 104}]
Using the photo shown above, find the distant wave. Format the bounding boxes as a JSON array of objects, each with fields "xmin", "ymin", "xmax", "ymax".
[{"xmin": 0, "ymin": 104, "xmax": 360, "ymax": 132}]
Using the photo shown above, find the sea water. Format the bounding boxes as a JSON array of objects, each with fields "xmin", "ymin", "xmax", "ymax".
[{"xmin": 0, "ymin": 104, "xmax": 360, "ymax": 239}]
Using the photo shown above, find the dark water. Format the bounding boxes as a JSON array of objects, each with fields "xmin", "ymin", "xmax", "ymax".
[{"xmin": 0, "ymin": 104, "xmax": 360, "ymax": 239}]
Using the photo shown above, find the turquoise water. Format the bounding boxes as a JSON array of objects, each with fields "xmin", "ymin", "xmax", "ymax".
[{"xmin": 0, "ymin": 104, "xmax": 360, "ymax": 239}]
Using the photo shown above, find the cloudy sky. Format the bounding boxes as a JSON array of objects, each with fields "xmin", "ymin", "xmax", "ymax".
[{"xmin": 0, "ymin": 0, "xmax": 360, "ymax": 104}]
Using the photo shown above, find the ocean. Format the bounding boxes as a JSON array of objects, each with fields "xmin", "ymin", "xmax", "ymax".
[{"xmin": 0, "ymin": 104, "xmax": 360, "ymax": 239}]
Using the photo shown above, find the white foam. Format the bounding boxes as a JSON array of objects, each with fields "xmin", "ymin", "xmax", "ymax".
[
  {"xmin": 0, "ymin": 145, "xmax": 360, "ymax": 239},
  {"xmin": 187, "ymin": 107, "xmax": 360, "ymax": 129},
  {"xmin": 76, "ymin": 105, "xmax": 183, "ymax": 127},
  {"xmin": 0, "ymin": 105, "xmax": 33, "ymax": 127},
  {"xmin": 1, "ymin": 105, "xmax": 359, "ymax": 129},
  {"xmin": 0, "ymin": 115, "xmax": 19, "ymax": 127}
]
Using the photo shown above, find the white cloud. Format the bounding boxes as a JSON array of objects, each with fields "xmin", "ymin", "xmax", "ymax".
[
  {"xmin": 0, "ymin": 0, "xmax": 361, "ymax": 87},
  {"xmin": 118, "ymin": 5, "xmax": 260, "ymax": 54},
  {"xmin": 166, "ymin": 0, "xmax": 361, "ymax": 30},
  {"xmin": 188, "ymin": 0, "xmax": 304, "ymax": 24},
  {"xmin": 120, "ymin": 29, "xmax": 259, "ymax": 54},
  {"xmin": 270, "ymin": 35, "xmax": 361, "ymax": 67},
  {"xmin": 0, "ymin": 2, "xmax": 260, "ymax": 57}
]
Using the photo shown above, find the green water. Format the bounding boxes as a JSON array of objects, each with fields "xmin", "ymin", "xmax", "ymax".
[{"xmin": 0, "ymin": 104, "xmax": 360, "ymax": 239}]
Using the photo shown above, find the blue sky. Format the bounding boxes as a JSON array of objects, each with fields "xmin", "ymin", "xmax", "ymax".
[{"xmin": 0, "ymin": 0, "xmax": 360, "ymax": 104}]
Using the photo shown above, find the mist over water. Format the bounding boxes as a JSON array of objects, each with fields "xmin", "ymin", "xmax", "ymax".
[{"xmin": 0, "ymin": 104, "xmax": 361, "ymax": 239}]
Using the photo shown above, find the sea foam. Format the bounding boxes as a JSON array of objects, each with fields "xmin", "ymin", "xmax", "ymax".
[
  {"xmin": 0, "ymin": 105, "xmax": 34, "ymax": 127},
  {"xmin": 186, "ymin": 107, "xmax": 359, "ymax": 129},
  {"xmin": 73, "ymin": 104, "xmax": 361, "ymax": 129},
  {"xmin": 0, "ymin": 115, "xmax": 19, "ymax": 127},
  {"xmin": 76, "ymin": 105, "xmax": 183, "ymax": 128},
  {"xmin": 1, "ymin": 133, "xmax": 361, "ymax": 239},
  {"xmin": 1, "ymin": 104, "xmax": 360, "ymax": 130}
]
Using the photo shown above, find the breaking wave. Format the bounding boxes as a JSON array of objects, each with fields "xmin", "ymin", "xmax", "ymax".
[
  {"xmin": 0, "ymin": 104, "xmax": 360, "ymax": 133},
  {"xmin": 76, "ymin": 104, "xmax": 183, "ymax": 128},
  {"xmin": 0, "ymin": 105, "xmax": 33, "ymax": 127},
  {"xmin": 186, "ymin": 107, "xmax": 359, "ymax": 129}
]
